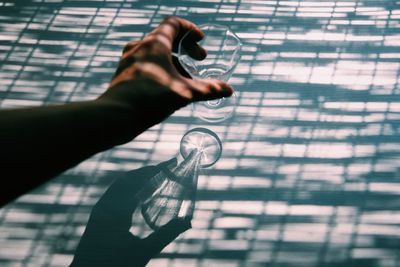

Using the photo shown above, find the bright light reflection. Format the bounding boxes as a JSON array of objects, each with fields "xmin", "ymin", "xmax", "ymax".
[{"xmin": 1, "ymin": 0, "xmax": 400, "ymax": 266}]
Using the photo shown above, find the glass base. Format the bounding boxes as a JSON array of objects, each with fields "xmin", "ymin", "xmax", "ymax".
[
  {"xmin": 180, "ymin": 128, "xmax": 222, "ymax": 168},
  {"xmin": 192, "ymin": 92, "xmax": 237, "ymax": 123}
]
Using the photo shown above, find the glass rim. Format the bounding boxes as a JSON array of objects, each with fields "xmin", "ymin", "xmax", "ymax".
[
  {"xmin": 180, "ymin": 127, "xmax": 222, "ymax": 168},
  {"xmin": 178, "ymin": 23, "xmax": 243, "ymax": 54}
]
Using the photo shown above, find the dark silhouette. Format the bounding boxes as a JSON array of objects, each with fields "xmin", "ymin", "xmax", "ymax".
[
  {"xmin": 0, "ymin": 16, "xmax": 233, "ymax": 206},
  {"xmin": 70, "ymin": 158, "xmax": 191, "ymax": 267}
]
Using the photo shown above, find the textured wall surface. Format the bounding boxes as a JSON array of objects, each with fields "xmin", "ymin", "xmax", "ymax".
[{"xmin": 1, "ymin": 0, "xmax": 400, "ymax": 266}]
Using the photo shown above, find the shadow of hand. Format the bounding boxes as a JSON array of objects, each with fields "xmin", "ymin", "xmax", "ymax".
[{"xmin": 70, "ymin": 158, "xmax": 191, "ymax": 267}]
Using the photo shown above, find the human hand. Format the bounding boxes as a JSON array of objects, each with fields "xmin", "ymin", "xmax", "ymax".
[
  {"xmin": 97, "ymin": 16, "xmax": 233, "ymax": 142},
  {"xmin": 70, "ymin": 159, "xmax": 190, "ymax": 267}
]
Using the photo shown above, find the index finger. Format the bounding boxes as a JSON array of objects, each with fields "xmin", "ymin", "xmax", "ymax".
[{"xmin": 147, "ymin": 16, "xmax": 204, "ymax": 51}]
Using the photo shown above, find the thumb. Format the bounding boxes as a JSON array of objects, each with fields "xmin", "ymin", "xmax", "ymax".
[{"xmin": 144, "ymin": 217, "xmax": 191, "ymax": 255}]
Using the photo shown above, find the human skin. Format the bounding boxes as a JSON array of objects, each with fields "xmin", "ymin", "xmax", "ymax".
[{"xmin": 0, "ymin": 16, "xmax": 233, "ymax": 205}]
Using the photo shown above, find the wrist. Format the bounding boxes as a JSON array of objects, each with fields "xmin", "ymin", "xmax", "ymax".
[
  {"xmin": 99, "ymin": 78, "xmax": 184, "ymax": 141},
  {"xmin": 91, "ymin": 98, "xmax": 137, "ymax": 146}
]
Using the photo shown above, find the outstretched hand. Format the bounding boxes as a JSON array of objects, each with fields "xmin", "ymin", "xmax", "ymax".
[
  {"xmin": 98, "ymin": 16, "xmax": 233, "ymax": 142},
  {"xmin": 70, "ymin": 159, "xmax": 190, "ymax": 267},
  {"xmin": 0, "ymin": 17, "xmax": 232, "ymax": 206}
]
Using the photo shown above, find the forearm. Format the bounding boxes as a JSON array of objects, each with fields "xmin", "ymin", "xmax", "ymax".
[
  {"xmin": 0, "ymin": 99, "xmax": 133, "ymax": 205},
  {"xmin": 0, "ymin": 15, "xmax": 234, "ymax": 206}
]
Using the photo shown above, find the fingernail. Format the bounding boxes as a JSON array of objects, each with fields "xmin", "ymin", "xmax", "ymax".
[
  {"xmin": 200, "ymin": 48, "xmax": 207, "ymax": 59},
  {"xmin": 224, "ymin": 85, "xmax": 234, "ymax": 96}
]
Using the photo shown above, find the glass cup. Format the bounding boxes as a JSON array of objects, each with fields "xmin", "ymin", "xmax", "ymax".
[{"xmin": 177, "ymin": 24, "xmax": 242, "ymax": 123}]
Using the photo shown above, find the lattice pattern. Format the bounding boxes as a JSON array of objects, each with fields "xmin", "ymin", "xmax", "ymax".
[{"xmin": 1, "ymin": 0, "xmax": 400, "ymax": 266}]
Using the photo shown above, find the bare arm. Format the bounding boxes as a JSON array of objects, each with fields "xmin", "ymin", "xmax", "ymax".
[
  {"xmin": 0, "ymin": 16, "xmax": 233, "ymax": 205},
  {"xmin": 0, "ymin": 99, "xmax": 132, "ymax": 204}
]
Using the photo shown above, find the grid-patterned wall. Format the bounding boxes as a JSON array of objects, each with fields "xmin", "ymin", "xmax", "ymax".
[{"xmin": 1, "ymin": 0, "xmax": 400, "ymax": 266}]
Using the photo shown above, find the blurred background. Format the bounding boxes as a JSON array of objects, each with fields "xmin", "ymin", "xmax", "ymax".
[{"xmin": 0, "ymin": 0, "xmax": 400, "ymax": 266}]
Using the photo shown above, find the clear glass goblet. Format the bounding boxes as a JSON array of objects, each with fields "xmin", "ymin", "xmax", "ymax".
[{"xmin": 177, "ymin": 24, "xmax": 242, "ymax": 123}]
